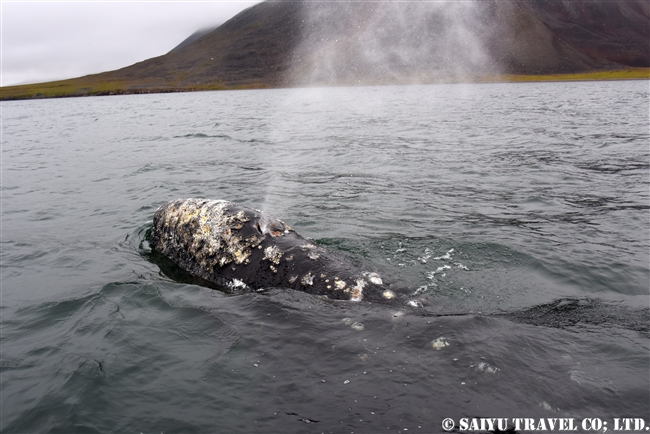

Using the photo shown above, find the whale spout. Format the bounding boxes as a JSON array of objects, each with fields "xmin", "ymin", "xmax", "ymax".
[{"xmin": 149, "ymin": 198, "xmax": 404, "ymax": 303}]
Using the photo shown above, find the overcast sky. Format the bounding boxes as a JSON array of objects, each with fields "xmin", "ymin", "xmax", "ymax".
[{"xmin": 1, "ymin": 1, "xmax": 262, "ymax": 86}]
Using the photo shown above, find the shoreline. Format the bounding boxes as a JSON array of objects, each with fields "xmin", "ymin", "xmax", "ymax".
[{"xmin": 2, "ymin": 68, "xmax": 648, "ymax": 102}]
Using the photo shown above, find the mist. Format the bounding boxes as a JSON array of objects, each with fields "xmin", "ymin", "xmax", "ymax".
[{"xmin": 288, "ymin": 0, "xmax": 561, "ymax": 86}]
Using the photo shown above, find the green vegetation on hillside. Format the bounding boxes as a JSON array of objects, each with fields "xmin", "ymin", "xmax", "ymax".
[
  {"xmin": 499, "ymin": 68, "xmax": 650, "ymax": 83},
  {"xmin": 0, "ymin": 76, "xmax": 272, "ymax": 101},
  {"xmin": 2, "ymin": 68, "xmax": 648, "ymax": 101}
]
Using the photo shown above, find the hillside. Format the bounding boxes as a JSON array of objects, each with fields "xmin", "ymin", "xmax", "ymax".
[{"xmin": 2, "ymin": 0, "xmax": 649, "ymax": 100}]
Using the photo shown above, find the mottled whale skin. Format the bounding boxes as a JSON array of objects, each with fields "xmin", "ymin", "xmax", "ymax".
[{"xmin": 150, "ymin": 198, "xmax": 404, "ymax": 303}]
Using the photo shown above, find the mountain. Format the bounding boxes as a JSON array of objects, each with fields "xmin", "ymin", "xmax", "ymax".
[
  {"xmin": 168, "ymin": 26, "xmax": 219, "ymax": 54},
  {"xmin": 2, "ymin": 0, "xmax": 648, "ymax": 100}
]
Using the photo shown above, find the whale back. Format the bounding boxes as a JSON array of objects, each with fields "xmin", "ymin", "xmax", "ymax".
[{"xmin": 150, "ymin": 198, "xmax": 402, "ymax": 303}]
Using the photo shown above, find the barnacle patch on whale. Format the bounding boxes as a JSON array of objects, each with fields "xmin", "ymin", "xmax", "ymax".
[
  {"xmin": 301, "ymin": 272, "xmax": 314, "ymax": 286},
  {"xmin": 263, "ymin": 245, "xmax": 283, "ymax": 264},
  {"xmin": 151, "ymin": 199, "xmax": 258, "ymax": 271},
  {"xmin": 334, "ymin": 278, "xmax": 347, "ymax": 290},
  {"xmin": 431, "ymin": 337, "xmax": 450, "ymax": 350},
  {"xmin": 366, "ymin": 272, "xmax": 383, "ymax": 285},
  {"xmin": 227, "ymin": 278, "xmax": 249, "ymax": 291}
]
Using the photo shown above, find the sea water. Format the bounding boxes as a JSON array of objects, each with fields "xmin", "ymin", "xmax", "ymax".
[{"xmin": 2, "ymin": 81, "xmax": 649, "ymax": 433}]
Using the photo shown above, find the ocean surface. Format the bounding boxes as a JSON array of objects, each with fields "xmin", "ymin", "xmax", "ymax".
[{"xmin": 2, "ymin": 81, "xmax": 649, "ymax": 433}]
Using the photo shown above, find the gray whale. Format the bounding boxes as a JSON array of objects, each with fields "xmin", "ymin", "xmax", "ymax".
[{"xmin": 150, "ymin": 198, "xmax": 404, "ymax": 303}]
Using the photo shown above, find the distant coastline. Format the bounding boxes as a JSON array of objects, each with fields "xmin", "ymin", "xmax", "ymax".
[{"xmin": 1, "ymin": 68, "xmax": 648, "ymax": 102}]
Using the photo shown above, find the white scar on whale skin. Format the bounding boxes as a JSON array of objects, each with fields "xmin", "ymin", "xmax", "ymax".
[{"xmin": 350, "ymin": 278, "xmax": 366, "ymax": 302}]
